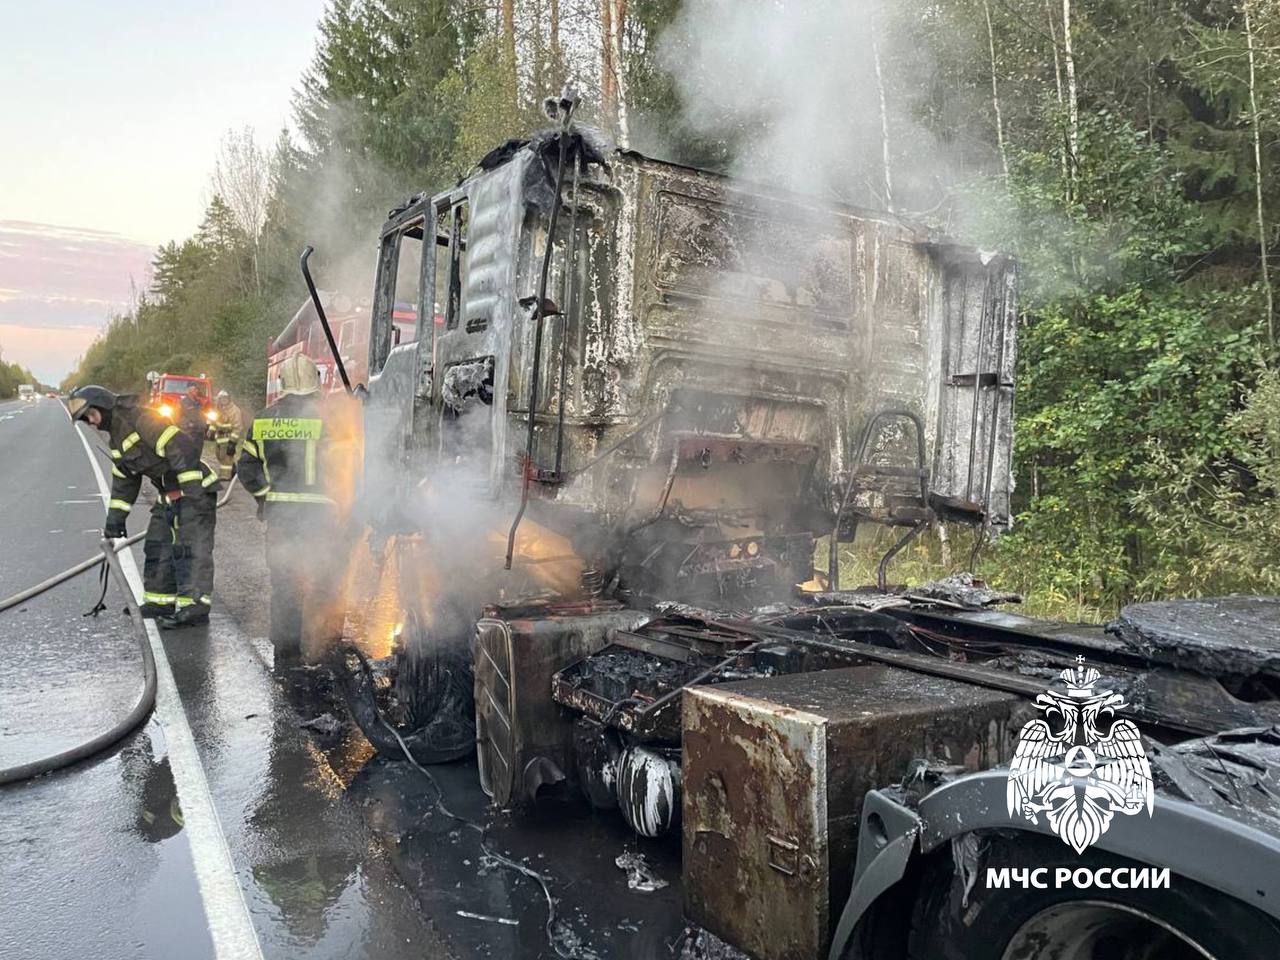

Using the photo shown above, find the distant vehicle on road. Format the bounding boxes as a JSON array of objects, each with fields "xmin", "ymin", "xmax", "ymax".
[
  {"xmin": 18, "ymin": 384, "xmax": 36, "ymax": 403},
  {"xmin": 265, "ymin": 292, "xmax": 420, "ymax": 404},
  {"xmin": 45, "ymin": 391, "xmax": 58, "ymax": 399}
]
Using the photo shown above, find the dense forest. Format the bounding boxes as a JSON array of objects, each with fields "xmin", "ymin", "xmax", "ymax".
[{"xmin": 64, "ymin": 0, "xmax": 1280, "ymax": 617}]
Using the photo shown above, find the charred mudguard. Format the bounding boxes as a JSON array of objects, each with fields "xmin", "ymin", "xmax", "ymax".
[{"xmin": 826, "ymin": 768, "xmax": 1280, "ymax": 960}]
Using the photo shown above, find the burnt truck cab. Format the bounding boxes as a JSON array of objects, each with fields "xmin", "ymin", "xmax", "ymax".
[{"xmin": 361, "ymin": 128, "xmax": 1017, "ymax": 599}]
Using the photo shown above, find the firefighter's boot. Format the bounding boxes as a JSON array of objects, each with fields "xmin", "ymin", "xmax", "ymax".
[
  {"xmin": 138, "ymin": 599, "xmax": 176, "ymax": 619},
  {"xmin": 158, "ymin": 598, "xmax": 211, "ymax": 630},
  {"xmin": 141, "ymin": 499, "xmax": 179, "ymax": 619}
]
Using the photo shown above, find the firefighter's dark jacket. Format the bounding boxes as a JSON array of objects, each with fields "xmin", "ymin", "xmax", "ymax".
[
  {"xmin": 106, "ymin": 397, "xmax": 219, "ymax": 529},
  {"xmin": 237, "ymin": 393, "xmax": 335, "ymax": 507}
]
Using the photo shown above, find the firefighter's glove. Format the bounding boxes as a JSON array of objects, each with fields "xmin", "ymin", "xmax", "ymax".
[{"xmin": 104, "ymin": 517, "xmax": 127, "ymax": 539}]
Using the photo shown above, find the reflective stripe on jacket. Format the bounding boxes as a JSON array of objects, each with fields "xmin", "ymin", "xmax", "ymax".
[
  {"xmin": 105, "ymin": 397, "xmax": 220, "ymax": 529},
  {"xmin": 236, "ymin": 393, "xmax": 336, "ymax": 507}
]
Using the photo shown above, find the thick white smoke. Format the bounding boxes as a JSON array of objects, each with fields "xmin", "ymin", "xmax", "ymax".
[{"xmin": 657, "ymin": 0, "xmax": 941, "ymax": 212}]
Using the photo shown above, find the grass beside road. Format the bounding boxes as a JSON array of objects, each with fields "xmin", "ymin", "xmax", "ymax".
[{"xmin": 818, "ymin": 527, "xmax": 1111, "ymax": 625}]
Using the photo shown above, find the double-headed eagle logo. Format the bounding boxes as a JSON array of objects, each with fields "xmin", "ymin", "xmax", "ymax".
[{"xmin": 1007, "ymin": 656, "xmax": 1154, "ymax": 853}]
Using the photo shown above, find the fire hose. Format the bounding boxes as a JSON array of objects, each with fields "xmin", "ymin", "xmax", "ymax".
[
  {"xmin": 0, "ymin": 477, "xmax": 238, "ymax": 616},
  {"xmin": 0, "ymin": 540, "xmax": 155, "ymax": 786},
  {"xmin": 0, "ymin": 477, "xmax": 239, "ymax": 785}
]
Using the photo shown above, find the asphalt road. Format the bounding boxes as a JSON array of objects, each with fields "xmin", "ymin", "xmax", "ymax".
[
  {"xmin": 0, "ymin": 396, "xmax": 688, "ymax": 960},
  {"xmin": 0, "ymin": 397, "xmax": 214, "ymax": 960},
  {"xmin": 0, "ymin": 397, "xmax": 438, "ymax": 960}
]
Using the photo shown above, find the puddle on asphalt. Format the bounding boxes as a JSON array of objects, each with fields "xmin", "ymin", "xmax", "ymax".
[{"xmin": 119, "ymin": 728, "xmax": 185, "ymax": 843}]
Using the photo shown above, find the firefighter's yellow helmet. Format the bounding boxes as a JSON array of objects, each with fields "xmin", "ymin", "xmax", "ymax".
[{"xmin": 279, "ymin": 355, "xmax": 321, "ymax": 397}]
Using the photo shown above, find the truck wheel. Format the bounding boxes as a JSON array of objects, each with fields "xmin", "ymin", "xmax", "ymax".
[
  {"xmin": 390, "ymin": 537, "xmax": 476, "ymax": 736},
  {"xmin": 906, "ymin": 832, "xmax": 1280, "ymax": 960},
  {"xmin": 393, "ymin": 605, "xmax": 475, "ymax": 744}
]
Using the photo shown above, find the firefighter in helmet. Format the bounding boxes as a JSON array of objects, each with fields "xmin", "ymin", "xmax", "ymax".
[
  {"xmin": 211, "ymin": 390, "xmax": 245, "ymax": 479},
  {"xmin": 178, "ymin": 384, "xmax": 208, "ymax": 445},
  {"xmin": 69, "ymin": 385, "xmax": 219, "ymax": 628},
  {"xmin": 237, "ymin": 355, "xmax": 353, "ymax": 667}
]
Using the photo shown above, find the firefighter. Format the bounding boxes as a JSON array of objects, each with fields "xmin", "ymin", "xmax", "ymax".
[
  {"xmin": 69, "ymin": 385, "xmax": 219, "ymax": 628},
  {"xmin": 212, "ymin": 390, "xmax": 245, "ymax": 479},
  {"xmin": 178, "ymin": 384, "xmax": 207, "ymax": 444},
  {"xmin": 237, "ymin": 355, "xmax": 350, "ymax": 667}
]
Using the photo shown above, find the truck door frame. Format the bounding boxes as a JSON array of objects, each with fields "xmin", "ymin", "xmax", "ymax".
[{"xmin": 369, "ymin": 210, "xmax": 428, "ymax": 381}]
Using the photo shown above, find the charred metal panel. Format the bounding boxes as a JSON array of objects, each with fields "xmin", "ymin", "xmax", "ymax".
[
  {"xmin": 864, "ymin": 231, "xmax": 931, "ymax": 412},
  {"xmin": 878, "ymin": 602, "xmax": 1280, "ymax": 735},
  {"xmin": 550, "ymin": 636, "xmax": 864, "ymax": 743},
  {"xmin": 510, "ymin": 181, "xmax": 623, "ymax": 473},
  {"xmin": 364, "ymin": 340, "xmax": 422, "ymax": 530},
  {"xmin": 685, "ymin": 687, "xmax": 827, "ymax": 960},
  {"xmin": 931, "ymin": 253, "xmax": 1018, "ymax": 526},
  {"xmin": 1109, "ymin": 595, "xmax": 1280, "ymax": 679},
  {"xmin": 474, "ymin": 607, "xmax": 649, "ymax": 808},
  {"xmin": 651, "ymin": 190, "xmax": 855, "ymax": 323},
  {"xmin": 364, "ymin": 219, "xmax": 424, "ymax": 525},
  {"xmin": 683, "ymin": 665, "xmax": 1028, "ymax": 960},
  {"xmin": 428, "ymin": 157, "xmax": 527, "ymax": 494},
  {"xmin": 369, "ymin": 220, "xmax": 411, "ymax": 379}
]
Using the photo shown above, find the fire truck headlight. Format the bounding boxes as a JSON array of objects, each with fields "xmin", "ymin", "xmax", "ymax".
[{"xmin": 157, "ymin": 403, "xmax": 173, "ymax": 419}]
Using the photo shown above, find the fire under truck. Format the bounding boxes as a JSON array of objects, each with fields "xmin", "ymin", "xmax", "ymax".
[{"xmin": 307, "ymin": 93, "xmax": 1280, "ymax": 960}]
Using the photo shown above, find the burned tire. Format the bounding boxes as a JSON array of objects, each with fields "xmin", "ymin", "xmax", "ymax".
[
  {"xmin": 907, "ymin": 832, "xmax": 1280, "ymax": 960},
  {"xmin": 388, "ymin": 603, "xmax": 475, "ymax": 761},
  {"xmin": 393, "ymin": 607, "xmax": 473, "ymax": 730},
  {"xmin": 333, "ymin": 640, "xmax": 475, "ymax": 765},
  {"xmin": 386, "ymin": 535, "xmax": 476, "ymax": 759}
]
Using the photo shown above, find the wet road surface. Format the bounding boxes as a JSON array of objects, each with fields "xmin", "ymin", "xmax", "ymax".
[
  {"xmin": 0, "ymin": 397, "xmax": 691, "ymax": 959},
  {"xmin": 0, "ymin": 397, "xmax": 215, "ymax": 960},
  {"xmin": 0, "ymin": 398, "xmax": 438, "ymax": 960}
]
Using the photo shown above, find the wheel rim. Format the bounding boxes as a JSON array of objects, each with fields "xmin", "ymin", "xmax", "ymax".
[{"xmin": 1002, "ymin": 901, "xmax": 1220, "ymax": 960}]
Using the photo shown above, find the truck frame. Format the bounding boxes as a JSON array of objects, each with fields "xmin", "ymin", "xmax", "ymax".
[{"xmin": 317, "ymin": 97, "xmax": 1280, "ymax": 960}]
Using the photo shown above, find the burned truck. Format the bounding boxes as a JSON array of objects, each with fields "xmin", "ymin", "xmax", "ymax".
[{"xmin": 321, "ymin": 95, "xmax": 1280, "ymax": 960}]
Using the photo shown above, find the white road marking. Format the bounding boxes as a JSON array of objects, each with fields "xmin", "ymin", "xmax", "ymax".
[{"xmin": 67, "ymin": 407, "xmax": 265, "ymax": 960}]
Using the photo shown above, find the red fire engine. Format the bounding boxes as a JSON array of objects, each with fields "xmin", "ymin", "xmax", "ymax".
[
  {"xmin": 146, "ymin": 372, "xmax": 213, "ymax": 422},
  {"xmin": 265, "ymin": 293, "xmax": 420, "ymax": 404}
]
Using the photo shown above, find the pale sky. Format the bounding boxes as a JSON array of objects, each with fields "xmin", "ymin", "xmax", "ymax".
[{"xmin": 0, "ymin": 0, "xmax": 327, "ymax": 383}]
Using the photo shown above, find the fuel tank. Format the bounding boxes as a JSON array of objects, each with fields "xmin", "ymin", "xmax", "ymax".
[{"xmin": 682, "ymin": 664, "xmax": 1033, "ymax": 960}]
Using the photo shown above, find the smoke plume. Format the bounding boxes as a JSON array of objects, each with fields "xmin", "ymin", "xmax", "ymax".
[{"xmin": 656, "ymin": 0, "xmax": 944, "ymax": 212}]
